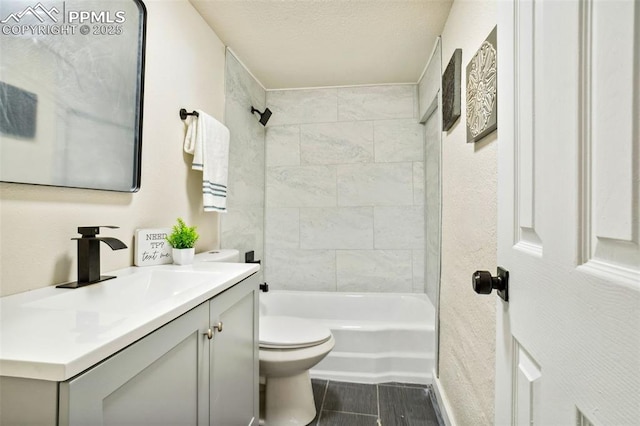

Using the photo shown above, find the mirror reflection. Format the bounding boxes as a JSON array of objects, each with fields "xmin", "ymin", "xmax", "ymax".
[{"xmin": 0, "ymin": 0, "xmax": 146, "ymax": 192}]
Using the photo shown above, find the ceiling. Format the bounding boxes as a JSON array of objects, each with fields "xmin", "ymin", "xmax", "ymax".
[{"xmin": 189, "ymin": 0, "xmax": 453, "ymax": 90}]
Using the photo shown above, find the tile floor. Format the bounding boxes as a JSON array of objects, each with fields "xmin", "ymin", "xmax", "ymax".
[{"xmin": 309, "ymin": 379, "xmax": 444, "ymax": 426}]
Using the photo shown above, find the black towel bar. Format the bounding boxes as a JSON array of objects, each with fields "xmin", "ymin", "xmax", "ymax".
[{"xmin": 179, "ymin": 108, "xmax": 199, "ymax": 120}]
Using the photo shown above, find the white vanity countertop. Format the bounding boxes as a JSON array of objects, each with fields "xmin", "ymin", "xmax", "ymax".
[{"xmin": 0, "ymin": 262, "xmax": 259, "ymax": 382}]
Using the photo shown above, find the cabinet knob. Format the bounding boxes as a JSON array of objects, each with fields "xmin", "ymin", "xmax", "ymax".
[
  {"xmin": 214, "ymin": 322, "xmax": 223, "ymax": 332},
  {"xmin": 204, "ymin": 328, "xmax": 213, "ymax": 340}
]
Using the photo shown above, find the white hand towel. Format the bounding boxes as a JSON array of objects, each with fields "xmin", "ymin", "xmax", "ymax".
[{"xmin": 183, "ymin": 110, "xmax": 230, "ymax": 213}]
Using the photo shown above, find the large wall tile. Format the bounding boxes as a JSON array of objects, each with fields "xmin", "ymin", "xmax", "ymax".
[
  {"xmin": 412, "ymin": 250, "xmax": 425, "ymax": 293},
  {"xmin": 220, "ymin": 206, "xmax": 264, "ymax": 281},
  {"xmin": 225, "ymin": 104, "xmax": 265, "ymax": 208},
  {"xmin": 424, "ymin": 107, "xmax": 441, "ymax": 305},
  {"xmin": 265, "ymin": 207, "xmax": 300, "ymax": 249},
  {"xmin": 300, "ymin": 121, "xmax": 374, "ymax": 165},
  {"xmin": 223, "ymin": 50, "xmax": 265, "ymax": 282},
  {"xmin": 266, "ymin": 249, "xmax": 336, "ymax": 291},
  {"xmin": 300, "ymin": 207, "xmax": 374, "ymax": 249},
  {"xmin": 263, "ymin": 83, "xmax": 425, "ymax": 293},
  {"xmin": 226, "ymin": 53, "xmax": 265, "ymax": 114},
  {"xmin": 266, "ymin": 126, "xmax": 300, "ymax": 167},
  {"xmin": 225, "ymin": 59, "xmax": 250, "ymax": 109},
  {"xmin": 227, "ymin": 102, "xmax": 265, "ymax": 167},
  {"xmin": 337, "ymin": 163, "xmax": 413, "ymax": 206},
  {"xmin": 221, "ymin": 207, "xmax": 264, "ymax": 257},
  {"xmin": 226, "ymin": 163, "xmax": 265, "ymax": 208},
  {"xmin": 267, "ymin": 88, "xmax": 338, "ymax": 126},
  {"xmin": 336, "ymin": 250, "xmax": 412, "ymax": 292},
  {"xmin": 337, "ymin": 85, "xmax": 416, "ymax": 121},
  {"xmin": 413, "ymin": 162, "xmax": 425, "ymax": 205},
  {"xmin": 266, "ymin": 165, "xmax": 337, "ymax": 207},
  {"xmin": 374, "ymin": 119, "xmax": 424, "ymax": 162},
  {"xmin": 374, "ymin": 205, "xmax": 425, "ymax": 249}
]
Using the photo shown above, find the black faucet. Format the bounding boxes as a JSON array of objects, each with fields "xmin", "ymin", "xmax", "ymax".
[{"xmin": 57, "ymin": 226, "xmax": 127, "ymax": 289}]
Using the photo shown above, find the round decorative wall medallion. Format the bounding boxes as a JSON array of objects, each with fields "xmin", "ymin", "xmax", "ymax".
[{"xmin": 466, "ymin": 41, "xmax": 497, "ymax": 138}]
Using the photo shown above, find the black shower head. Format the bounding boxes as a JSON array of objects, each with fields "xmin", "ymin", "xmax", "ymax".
[{"xmin": 251, "ymin": 106, "xmax": 272, "ymax": 126}]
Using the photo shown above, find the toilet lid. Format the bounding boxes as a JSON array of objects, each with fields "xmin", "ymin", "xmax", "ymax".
[{"xmin": 260, "ymin": 316, "xmax": 332, "ymax": 349}]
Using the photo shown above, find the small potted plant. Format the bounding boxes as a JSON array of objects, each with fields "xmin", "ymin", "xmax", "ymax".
[{"xmin": 166, "ymin": 218, "xmax": 199, "ymax": 265}]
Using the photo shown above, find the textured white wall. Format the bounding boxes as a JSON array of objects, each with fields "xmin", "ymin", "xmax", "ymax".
[
  {"xmin": 0, "ymin": 0, "xmax": 226, "ymax": 296},
  {"xmin": 264, "ymin": 85, "xmax": 425, "ymax": 292},
  {"xmin": 438, "ymin": 0, "xmax": 497, "ymax": 424},
  {"xmin": 221, "ymin": 51, "xmax": 266, "ymax": 275}
]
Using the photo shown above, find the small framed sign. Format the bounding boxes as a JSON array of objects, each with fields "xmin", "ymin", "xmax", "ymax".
[{"xmin": 135, "ymin": 228, "xmax": 173, "ymax": 266}]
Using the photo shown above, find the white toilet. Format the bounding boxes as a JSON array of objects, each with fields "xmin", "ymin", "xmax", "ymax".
[
  {"xmin": 194, "ymin": 249, "xmax": 335, "ymax": 425},
  {"xmin": 260, "ymin": 316, "xmax": 335, "ymax": 425}
]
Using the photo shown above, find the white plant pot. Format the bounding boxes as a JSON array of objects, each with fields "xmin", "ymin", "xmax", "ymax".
[{"xmin": 172, "ymin": 248, "xmax": 195, "ymax": 265}]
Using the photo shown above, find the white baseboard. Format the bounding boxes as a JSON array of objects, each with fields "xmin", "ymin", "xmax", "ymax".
[{"xmin": 432, "ymin": 370, "xmax": 457, "ymax": 426}]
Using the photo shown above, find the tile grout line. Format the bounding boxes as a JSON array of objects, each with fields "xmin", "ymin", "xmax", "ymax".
[
  {"xmin": 376, "ymin": 384, "xmax": 381, "ymax": 424},
  {"xmin": 315, "ymin": 380, "xmax": 330, "ymax": 426},
  {"xmin": 321, "ymin": 410, "xmax": 379, "ymax": 418}
]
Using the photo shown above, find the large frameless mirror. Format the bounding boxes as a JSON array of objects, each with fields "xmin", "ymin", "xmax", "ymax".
[{"xmin": 0, "ymin": 0, "xmax": 146, "ymax": 192}]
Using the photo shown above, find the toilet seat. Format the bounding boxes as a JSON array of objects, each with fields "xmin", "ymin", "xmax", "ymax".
[{"xmin": 260, "ymin": 316, "xmax": 332, "ymax": 349}]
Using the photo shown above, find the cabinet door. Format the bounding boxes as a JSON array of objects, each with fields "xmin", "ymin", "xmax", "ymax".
[
  {"xmin": 209, "ymin": 275, "xmax": 259, "ymax": 426},
  {"xmin": 59, "ymin": 303, "xmax": 210, "ymax": 426}
]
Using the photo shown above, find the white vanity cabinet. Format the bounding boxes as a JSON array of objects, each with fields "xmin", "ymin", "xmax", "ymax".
[
  {"xmin": 59, "ymin": 302, "xmax": 211, "ymax": 425},
  {"xmin": 209, "ymin": 275, "xmax": 259, "ymax": 426},
  {"xmin": 60, "ymin": 273, "xmax": 259, "ymax": 426},
  {"xmin": 1, "ymin": 272, "xmax": 259, "ymax": 426}
]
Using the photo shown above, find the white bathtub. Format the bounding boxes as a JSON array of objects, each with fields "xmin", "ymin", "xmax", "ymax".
[{"xmin": 259, "ymin": 290, "xmax": 435, "ymax": 385}]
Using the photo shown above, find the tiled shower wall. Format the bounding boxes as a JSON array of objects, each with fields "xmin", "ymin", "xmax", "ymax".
[
  {"xmin": 221, "ymin": 51, "xmax": 265, "ymax": 277},
  {"xmin": 264, "ymin": 85, "xmax": 425, "ymax": 292}
]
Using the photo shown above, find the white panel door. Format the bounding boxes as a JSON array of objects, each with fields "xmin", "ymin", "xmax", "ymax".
[{"xmin": 495, "ymin": 0, "xmax": 639, "ymax": 424}]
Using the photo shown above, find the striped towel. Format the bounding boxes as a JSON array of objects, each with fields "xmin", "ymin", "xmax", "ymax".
[{"xmin": 183, "ymin": 110, "xmax": 230, "ymax": 212}]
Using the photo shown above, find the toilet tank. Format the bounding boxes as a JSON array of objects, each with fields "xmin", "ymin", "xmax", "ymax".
[{"xmin": 194, "ymin": 249, "xmax": 240, "ymax": 263}]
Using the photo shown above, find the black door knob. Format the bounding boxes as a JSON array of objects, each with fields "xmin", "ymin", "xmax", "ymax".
[
  {"xmin": 472, "ymin": 270, "xmax": 494, "ymax": 294},
  {"xmin": 472, "ymin": 267, "xmax": 509, "ymax": 302}
]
